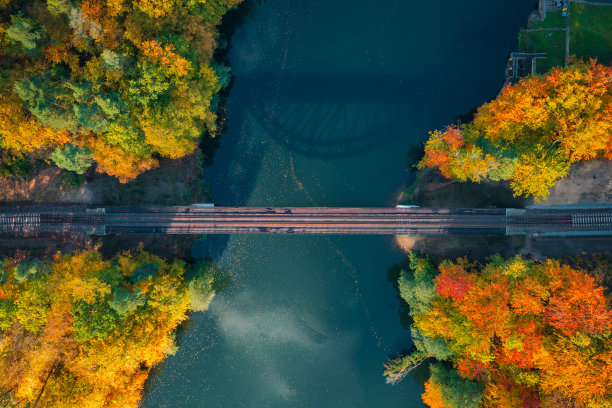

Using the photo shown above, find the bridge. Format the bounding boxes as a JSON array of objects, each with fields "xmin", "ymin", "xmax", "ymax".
[{"xmin": 1, "ymin": 204, "xmax": 611, "ymax": 236}]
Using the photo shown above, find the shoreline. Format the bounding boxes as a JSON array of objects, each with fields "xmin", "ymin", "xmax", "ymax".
[
  {"xmin": 393, "ymin": 0, "xmax": 612, "ymax": 259},
  {"xmin": 0, "ymin": 2, "xmax": 252, "ymax": 261}
]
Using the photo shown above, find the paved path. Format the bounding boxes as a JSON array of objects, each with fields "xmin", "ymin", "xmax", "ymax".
[{"xmin": 523, "ymin": 27, "xmax": 569, "ymax": 32}]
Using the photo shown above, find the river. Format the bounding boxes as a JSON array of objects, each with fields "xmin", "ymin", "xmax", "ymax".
[{"xmin": 142, "ymin": 1, "xmax": 536, "ymax": 406}]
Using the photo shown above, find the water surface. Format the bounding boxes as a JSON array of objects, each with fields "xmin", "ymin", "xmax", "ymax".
[{"xmin": 143, "ymin": 1, "xmax": 536, "ymax": 406}]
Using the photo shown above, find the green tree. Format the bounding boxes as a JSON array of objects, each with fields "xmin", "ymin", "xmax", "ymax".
[
  {"xmin": 14, "ymin": 259, "xmax": 49, "ymax": 283},
  {"xmin": 0, "ymin": 299, "xmax": 16, "ymax": 331},
  {"xmin": 50, "ymin": 143, "xmax": 93, "ymax": 174},
  {"xmin": 71, "ymin": 300, "xmax": 120, "ymax": 341},
  {"xmin": 5, "ymin": 16, "xmax": 43, "ymax": 51},
  {"xmin": 187, "ymin": 261, "xmax": 227, "ymax": 311},
  {"xmin": 109, "ymin": 287, "xmax": 147, "ymax": 316},
  {"xmin": 14, "ymin": 76, "xmax": 79, "ymax": 132},
  {"xmin": 429, "ymin": 363, "xmax": 483, "ymax": 408}
]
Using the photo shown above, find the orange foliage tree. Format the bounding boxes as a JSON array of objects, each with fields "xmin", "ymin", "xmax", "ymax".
[
  {"xmin": 422, "ymin": 377, "xmax": 451, "ymax": 408},
  {"xmin": 419, "ymin": 61, "xmax": 612, "ymax": 201},
  {"xmin": 0, "ymin": 93, "xmax": 71, "ymax": 151},
  {"xmin": 419, "ymin": 127, "xmax": 497, "ymax": 183},
  {"xmin": 386, "ymin": 253, "xmax": 612, "ymax": 408}
]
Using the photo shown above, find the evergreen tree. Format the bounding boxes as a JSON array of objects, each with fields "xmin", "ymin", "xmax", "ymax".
[{"xmin": 50, "ymin": 143, "xmax": 93, "ymax": 174}]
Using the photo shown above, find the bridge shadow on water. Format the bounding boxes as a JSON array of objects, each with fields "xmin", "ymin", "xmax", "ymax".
[
  {"xmin": 194, "ymin": 72, "xmax": 436, "ymax": 262},
  {"xmin": 240, "ymin": 72, "xmax": 430, "ymax": 158}
]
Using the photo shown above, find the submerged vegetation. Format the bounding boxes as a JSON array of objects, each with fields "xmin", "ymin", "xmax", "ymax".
[
  {"xmin": 385, "ymin": 253, "xmax": 612, "ymax": 408},
  {"xmin": 0, "ymin": 249, "xmax": 226, "ymax": 407},
  {"xmin": 0, "ymin": 0, "xmax": 241, "ymax": 182},
  {"xmin": 418, "ymin": 61, "xmax": 612, "ymax": 201}
]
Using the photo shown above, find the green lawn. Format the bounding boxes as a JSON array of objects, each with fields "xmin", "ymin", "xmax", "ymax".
[
  {"xmin": 532, "ymin": 12, "xmax": 565, "ymax": 29},
  {"xmin": 570, "ymin": 3, "xmax": 612, "ymax": 65},
  {"xmin": 519, "ymin": 29, "xmax": 566, "ymax": 73}
]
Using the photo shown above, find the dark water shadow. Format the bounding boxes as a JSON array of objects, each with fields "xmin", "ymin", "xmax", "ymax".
[
  {"xmin": 194, "ymin": 72, "xmax": 430, "ymax": 258},
  {"xmin": 200, "ymin": 74, "xmax": 428, "ymax": 247},
  {"xmin": 249, "ymin": 72, "xmax": 428, "ymax": 157},
  {"xmin": 200, "ymin": 0, "xmax": 262, "ymax": 168}
]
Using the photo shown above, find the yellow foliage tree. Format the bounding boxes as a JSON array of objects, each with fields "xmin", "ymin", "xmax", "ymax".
[
  {"xmin": 0, "ymin": 249, "xmax": 221, "ymax": 408},
  {"xmin": 0, "ymin": 94, "xmax": 71, "ymax": 152},
  {"xmin": 422, "ymin": 377, "xmax": 451, "ymax": 408}
]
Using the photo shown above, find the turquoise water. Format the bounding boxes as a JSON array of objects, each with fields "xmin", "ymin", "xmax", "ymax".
[{"xmin": 142, "ymin": 1, "xmax": 536, "ymax": 406}]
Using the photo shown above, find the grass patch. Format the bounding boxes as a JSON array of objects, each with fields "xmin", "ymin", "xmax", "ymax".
[
  {"xmin": 570, "ymin": 3, "xmax": 612, "ymax": 65},
  {"xmin": 532, "ymin": 12, "xmax": 565, "ymax": 29},
  {"xmin": 519, "ymin": 29, "xmax": 566, "ymax": 73}
]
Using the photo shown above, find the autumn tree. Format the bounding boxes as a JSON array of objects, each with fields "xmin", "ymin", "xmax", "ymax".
[
  {"xmin": 0, "ymin": 249, "xmax": 227, "ymax": 408},
  {"xmin": 419, "ymin": 61, "xmax": 612, "ymax": 201},
  {"xmin": 0, "ymin": 92, "xmax": 71, "ymax": 152},
  {"xmin": 0, "ymin": 0, "xmax": 241, "ymax": 182},
  {"xmin": 385, "ymin": 253, "xmax": 612, "ymax": 408},
  {"xmin": 422, "ymin": 364, "xmax": 483, "ymax": 408},
  {"xmin": 419, "ymin": 126, "xmax": 497, "ymax": 183}
]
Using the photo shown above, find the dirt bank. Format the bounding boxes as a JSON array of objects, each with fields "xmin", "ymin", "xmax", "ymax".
[
  {"xmin": 0, "ymin": 154, "xmax": 206, "ymax": 260},
  {"xmin": 395, "ymin": 159, "xmax": 612, "ymax": 262}
]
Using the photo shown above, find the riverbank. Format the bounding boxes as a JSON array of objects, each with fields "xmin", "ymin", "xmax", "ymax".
[
  {"xmin": 394, "ymin": 0, "xmax": 612, "ymax": 262},
  {"xmin": 0, "ymin": 0, "xmax": 249, "ymax": 261},
  {"xmin": 0, "ymin": 152, "xmax": 205, "ymax": 259},
  {"xmin": 395, "ymin": 159, "xmax": 612, "ymax": 262}
]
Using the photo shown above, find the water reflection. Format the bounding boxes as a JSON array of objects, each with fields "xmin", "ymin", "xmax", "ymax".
[{"xmin": 244, "ymin": 73, "xmax": 421, "ymax": 157}]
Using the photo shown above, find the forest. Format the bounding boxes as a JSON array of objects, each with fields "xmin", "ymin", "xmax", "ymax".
[
  {"xmin": 0, "ymin": 0, "xmax": 610, "ymax": 406},
  {"xmin": 418, "ymin": 61, "xmax": 612, "ymax": 201},
  {"xmin": 0, "ymin": 0, "xmax": 241, "ymax": 182},
  {"xmin": 384, "ymin": 253, "xmax": 612, "ymax": 408},
  {"xmin": 0, "ymin": 249, "xmax": 227, "ymax": 407}
]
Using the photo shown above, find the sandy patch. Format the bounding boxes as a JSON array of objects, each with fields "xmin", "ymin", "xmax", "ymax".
[{"xmin": 540, "ymin": 159, "xmax": 612, "ymax": 206}]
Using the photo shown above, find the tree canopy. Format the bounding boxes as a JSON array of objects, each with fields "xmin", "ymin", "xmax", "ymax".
[
  {"xmin": 419, "ymin": 61, "xmax": 612, "ymax": 201},
  {"xmin": 0, "ymin": 249, "xmax": 225, "ymax": 407},
  {"xmin": 385, "ymin": 253, "xmax": 612, "ymax": 408},
  {"xmin": 0, "ymin": 0, "xmax": 240, "ymax": 182}
]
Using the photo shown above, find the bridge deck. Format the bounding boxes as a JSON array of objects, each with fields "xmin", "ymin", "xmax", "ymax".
[
  {"xmin": 0, "ymin": 205, "xmax": 610, "ymax": 236},
  {"xmin": 103, "ymin": 206, "xmax": 507, "ymax": 235}
]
